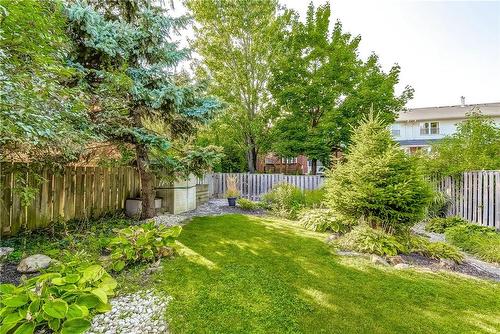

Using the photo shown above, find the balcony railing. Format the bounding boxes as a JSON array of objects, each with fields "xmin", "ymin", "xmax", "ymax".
[{"xmin": 420, "ymin": 127, "xmax": 440, "ymax": 135}]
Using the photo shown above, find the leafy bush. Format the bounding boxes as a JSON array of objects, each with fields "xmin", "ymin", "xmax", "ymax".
[
  {"xmin": 427, "ymin": 191, "xmax": 450, "ymax": 218},
  {"xmin": 303, "ymin": 188, "xmax": 326, "ymax": 208},
  {"xmin": 407, "ymin": 236, "xmax": 463, "ymax": 263},
  {"xmin": 445, "ymin": 224, "xmax": 500, "ymax": 263},
  {"xmin": 298, "ymin": 209, "xmax": 355, "ymax": 233},
  {"xmin": 107, "ymin": 222, "xmax": 182, "ymax": 272},
  {"xmin": 325, "ymin": 115, "xmax": 432, "ymax": 233},
  {"xmin": 261, "ymin": 183, "xmax": 305, "ymax": 219},
  {"xmin": 0, "ymin": 263, "xmax": 116, "ymax": 334},
  {"xmin": 425, "ymin": 216, "xmax": 467, "ymax": 233},
  {"xmin": 237, "ymin": 198, "xmax": 260, "ymax": 211},
  {"xmin": 335, "ymin": 225, "xmax": 406, "ymax": 256}
]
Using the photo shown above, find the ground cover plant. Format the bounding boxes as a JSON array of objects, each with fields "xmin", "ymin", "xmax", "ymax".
[
  {"xmin": 0, "ymin": 263, "xmax": 117, "ymax": 334},
  {"xmin": 298, "ymin": 208, "xmax": 354, "ymax": 233},
  {"xmin": 107, "ymin": 223, "xmax": 182, "ymax": 272},
  {"xmin": 147, "ymin": 214, "xmax": 499, "ymax": 333},
  {"xmin": 237, "ymin": 198, "xmax": 260, "ymax": 211},
  {"xmin": 445, "ymin": 224, "xmax": 500, "ymax": 263},
  {"xmin": 425, "ymin": 216, "xmax": 468, "ymax": 233}
]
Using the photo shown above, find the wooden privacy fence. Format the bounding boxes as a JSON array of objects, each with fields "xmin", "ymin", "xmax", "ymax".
[
  {"xmin": 199, "ymin": 173, "xmax": 325, "ymax": 200},
  {"xmin": 435, "ymin": 171, "xmax": 500, "ymax": 229},
  {"xmin": 0, "ymin": 162, "xmax": 142, "ymax": 237}
]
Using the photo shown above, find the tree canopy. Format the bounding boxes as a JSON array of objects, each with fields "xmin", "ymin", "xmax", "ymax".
[{"xmin": 269, "ymin": 3, "xmax": 413, "ymax": 173}]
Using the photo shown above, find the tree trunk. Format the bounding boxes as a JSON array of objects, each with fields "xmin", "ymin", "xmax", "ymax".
[
  {"xmin": 136, "ymin": 143, "xmax": 156, "ymax": 219},
  {"xmin": 246, "ymin": 137, "xmax": 258, "ymax": 173},
  {"xmin": 311, "ymin": 158, "xmax": 317, "ymax": 175}
]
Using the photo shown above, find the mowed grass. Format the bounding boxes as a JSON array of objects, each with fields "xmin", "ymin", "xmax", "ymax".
[{"xmin": 152, "ymin": 214, "xmax": 500, "ymax": 334}]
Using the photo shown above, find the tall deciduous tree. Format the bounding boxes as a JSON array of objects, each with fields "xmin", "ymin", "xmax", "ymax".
[
  {"xmin": 66, "ymin": 1, "xmax": 221, "ymax": 218},
  {"xmin": 186, "ymin": 0, "xmax": 278, "ymax": 173},
  {"xmin": 270, "ymin": 3, "xmax": 413, "ymax": 174}
]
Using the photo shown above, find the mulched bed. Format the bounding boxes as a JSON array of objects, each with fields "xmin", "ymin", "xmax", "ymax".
[
  {"xmin": 0, "ymin": 262, "xmax": 39, "ymax": 285},
  {"xmin": 400, "ymin": 253, "xmax": 500, "ymax": 281}
]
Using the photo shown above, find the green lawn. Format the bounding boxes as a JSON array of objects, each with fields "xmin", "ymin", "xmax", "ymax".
[{"xmin": 149, "ymin": 214, "xmax": 499, "ymax": 334}]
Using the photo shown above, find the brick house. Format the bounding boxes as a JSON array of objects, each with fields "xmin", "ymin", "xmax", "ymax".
[{"xmin": 256, "ymin": 154, "xmax": 326, "ymax": 175}]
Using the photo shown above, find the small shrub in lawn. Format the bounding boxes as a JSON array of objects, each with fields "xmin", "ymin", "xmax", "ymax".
[
  {"xmin": 335, "ymin": 225, "xmax": 406, "ymax": 256},
  {"xmin": 425, "ymin": 216, "xmax": 467, "ymax": 233},
  {"xmin": 0, "ymin": 263, "xmax": 116, "ymax": 334},
  {"xmin": 407, "ymin": 236, "xmax": 463, "ymax": 263},
  {"xmin": 107, "ymin": 222, "xmax": 182, "ymax": 272},
  {"xmin": 303, "ymin": 188, "xmax": 326, "ymax": 208},
  {"xmin": 445, "ymin": 224, "xmax": 500, "ymax": 263},
  {"xmin": 325, "ymin": 115, "xmax": 432, "ymax": 233},
  {"xmin": 261, "ymin": 183, "xmax": 305, "ymax": 219},
  {"xmin": 298, "ymin": 209, "xmax": 355, "ymax": 233},
  {"xmin": 237, "ymin": 198, "xmax": 260, "ymax": 211}
]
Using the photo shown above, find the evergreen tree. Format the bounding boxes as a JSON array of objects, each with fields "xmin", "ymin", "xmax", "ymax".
[
  {"xmin": 325, "ymin": 114, "xmax": 431, "ymax": 233},
  {"xmin": 66, "ymin": 1, "xmax": 221, "ymax": 218}
]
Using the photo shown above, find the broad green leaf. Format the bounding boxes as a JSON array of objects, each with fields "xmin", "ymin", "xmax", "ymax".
[
  {"xmin": 28, "ymin": 299, "xmax": 41, "ymax": 315},
  {"xmin": 143, "ymin": 249, "xmax": 154, "ymax": 259},
  {"xmin": 13, "ymin": 322, "xmax": 34, "ymax": 334},
  {"xmin": 61, "ymin": 318, "xmax": 91, "ymax": 334},
  {"xmin": 66, "ymin": 304, "xmax": 85, "ymax": 320},
  {"xmin": 79, "ymin": 265, "xmax": 104, "ymax": 284},
  {"xmin": 2, "ymin": 312, "xmax": 22, "ymax": 324},
  {"xmin": 75, "ymin": 294, "xmax": 100, "ymax": 308},
  {"xmin": 48, "ymin": 318, "xmax": 60, "ymax": 331},
  {"xmin": 51, "ymin": 277, "xmax": 66, "ymax": 286},
  {"xmin": 64, "ymin": 274, "xmax": 80, "ymax": 284},
  {"xmin": 94, "ymin": 302, "xmax": 112, "ymax": 313},
  {"xmin": 0, "ymin": 284, "xmax": 16, "ymax": 294},
  {"xmin": 42, "ymin": 299, "xmax": 68, "ymax": 319},
  {"xmin": 0, "ymin": 322, "xmax": 18, "ymax": 334},
  {"xmin": 3, "ymin": 295, "xmax": 29, "ymax": 307},
  {"xmin": 91, "ymin": 288, "xmax": 108, "ymax": 304},
  {"xmin": 98, "ymin": 276, "xmax": 117, "ymax": 293},
  {"xmin": 112, "ymin": 260, "xmax": 125, "ymax": 272}
]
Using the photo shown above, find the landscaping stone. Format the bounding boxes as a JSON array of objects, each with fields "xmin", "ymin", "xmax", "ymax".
[
  {"xmin": 0, "ymin": 247, "xmax": 14, "ymax": 262},
  {"xmin": 17, "ymin": 254, "xmax": 52, "ymax": 273},
  {"xmin": 371, "ymin": 254, "xmax": 389, "ymax": 266},
  {"xmin": 387, "ymin": 255, "xmax": 405, "ymax": 265},
  {"xmin": 86, "ymin": 290, "xmax": 171, "ymax": 334},
  {"xmin": 394, "ymin": 263, "xmax": 410, "ymax": 269},
  {"xmin": 438, "ymin": 259, "xmax": 456, "ymax": 270},
  {"xmin": 325, "ymin": 234, "xmax": 340, "ymax": 243}
]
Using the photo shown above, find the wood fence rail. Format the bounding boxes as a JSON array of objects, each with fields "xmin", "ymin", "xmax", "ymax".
[
  {"xmin": 0, "ymin": 162, "xmax": 142, "ymax": 237},
  {"xmin": 198, "ymin": 173, "xmax": 325, "ymax": 200},
  {"xmin": 435, "ymin": 171, "xmax": 500, "ymax": 229}
]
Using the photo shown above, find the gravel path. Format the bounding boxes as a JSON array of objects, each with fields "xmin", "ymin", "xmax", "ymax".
[
  {"xmin": 412, "ymin": 222, "xmax": 500, "ymax": 279},
  {"xmin": 150, "ymin": 199, "xmax": 265, "ymax": 227},
  {"xmin": 86, "ymin": 290, "xmax": 171, "ymax": 334}
]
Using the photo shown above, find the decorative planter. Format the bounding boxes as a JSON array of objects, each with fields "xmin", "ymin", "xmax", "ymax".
[{"xmin": 227, "ymin": 197, "xmax": 237, "ymax": 207}]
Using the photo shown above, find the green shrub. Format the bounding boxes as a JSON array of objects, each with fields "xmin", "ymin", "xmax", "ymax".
[
  {"xmin": 261, "ymin": 183, "xmax": 305, "ymax": 219},
  {"xmin": 107, "ymin": 222, "xmax": 181, "ymax": 272},
  {"xmin": 325, "ymin": 115, "xmax": 432, "ymax": 233},
  {"xmin": 427, "ymin": 191, "xmax": 450, "ymax": 218},
  {"xmin": 0, "ymin": 263, "xmax": 116, "ymax": 334},
  {"xmin": 425, "ymin": 216, "xmax": 467, "ymax": 233},
  {"xmin": 237, "ymin": 198, "xmax": 260, "ymax": 211},
  {"xmin": 298, "ymin": 209, "xmax": 355, "ymax": 233},
  {"xmin": 335, "ymin": 225, "xmax": 406, "ymax": 256},
  {"xmin": 445, "ymin": 224, "xmax": 500, "ymax": 263},
  {"xmin": 407, "ymin": 236, "xmax": 463, "ymax": 263},
  {"xmin": 303, "ymin": 188, "xmax": 326, "ymax": 208}
]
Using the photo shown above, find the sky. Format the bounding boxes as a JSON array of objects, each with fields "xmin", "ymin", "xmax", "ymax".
[{"xmin": 285, "ymin": 0, "xmax": 500, "ymax": 108}]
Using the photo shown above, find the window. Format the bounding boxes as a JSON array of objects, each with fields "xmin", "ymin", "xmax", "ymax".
[
  {"xmin": 391, "ymin": 129, "xmax": 401, "ymax": 136},
  {"xmin": 420, "ymin": 122, "xmax": 439, "ymax": 135}
]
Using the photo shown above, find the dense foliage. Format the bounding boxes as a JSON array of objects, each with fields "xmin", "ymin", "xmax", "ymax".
[
  {"xmin": 335, "ymin": 225, "xmax": 406, "ymax": 256},
  {"xmin": 261, "ymin": 183, "xmax": 305, "ymax": 218},
  {"xmin": 325, "ymin": 115, "xmax": 432, "ymax": 233},
  {"xmin": 237, "ymin": 198, "xmax": 260, "ymax": 211},
  {"xmin": 0, "ymin": 0, "xmax": 92, "ymax": 165},
  {"xmin": 269, "ymin": 3, "xmax": 413, "ymax": 173},
  {"xmin": 0, "ymin": 263, "xmax": 116, "ymax": 334},
  {"xmin": 107, "ymin": 222, "xmax": 182, "ymax": 272},
  {"xmin": 425, "ymin": 216, "xmax": 468, "ymax": 233},
  {"xmin": 425, "ymin": 111, "xmax": 500, "ymax": 176},
  {"xmin": 298, "ymin": 208, "xmax": 354, "ymax": 233}
]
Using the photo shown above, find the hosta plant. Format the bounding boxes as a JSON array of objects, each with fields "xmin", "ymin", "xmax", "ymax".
[
  {"xmin": 335, "ymin": 225, "xmax": 406, "ymax": 256},
  {"xmin": 0, "ymin": 263, "xmax": 116, "ymax": 334},
  {"xmin": 298, "ymin": 209, "xmax": 355, "ymax": 233},
  {"xmin": 107, "ymin": 222, "xmax": 182, "ymax": 272}
]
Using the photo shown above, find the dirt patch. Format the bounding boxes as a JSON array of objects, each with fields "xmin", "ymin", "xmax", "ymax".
[{"xmin": 0, "ymin": 262, "xmax": 39, "ymax": 285}]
